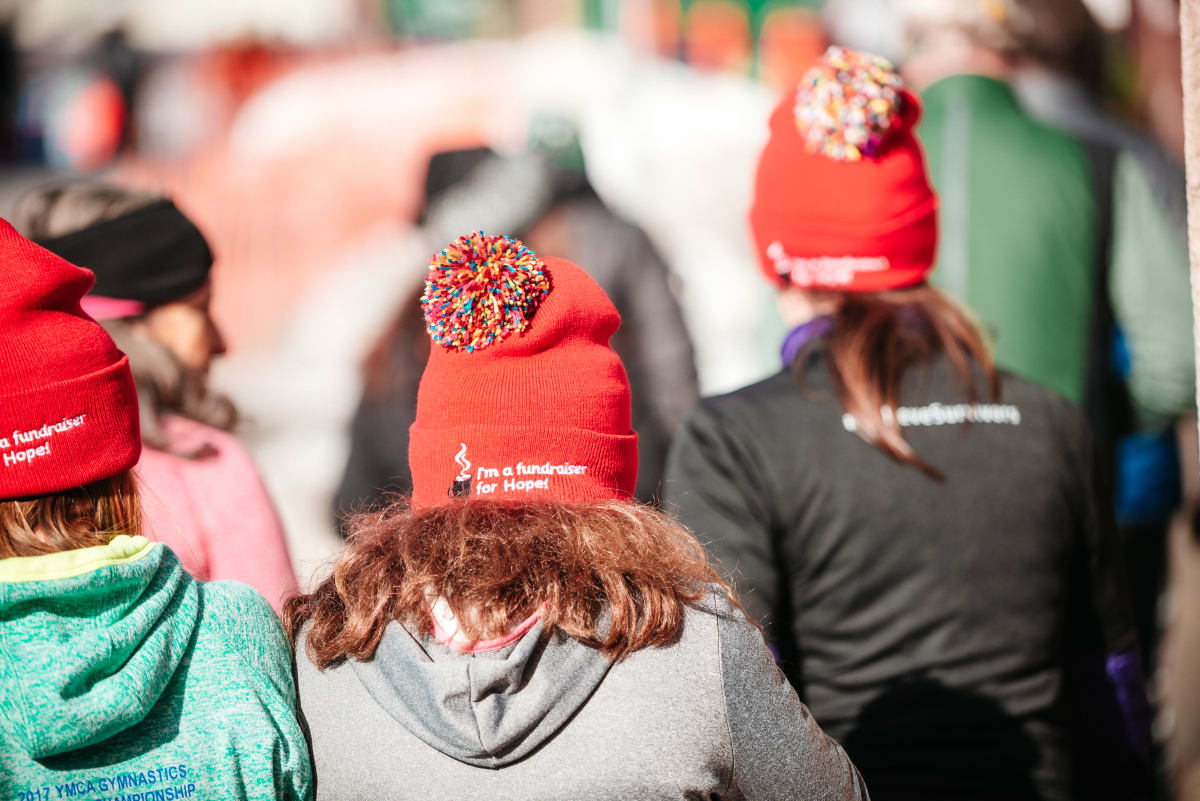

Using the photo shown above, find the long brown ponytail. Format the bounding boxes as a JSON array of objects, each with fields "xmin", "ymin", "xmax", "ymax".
[{"xmin": 803, "ymin": 285, "xmax": 997, "ymax": 479}]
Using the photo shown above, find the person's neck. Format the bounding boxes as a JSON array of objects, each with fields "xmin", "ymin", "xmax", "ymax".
[
  {"xmin": 903, "ymin": 44, "xmax": 1014, "ymax": 91},
  {"xmin": 776, "ymin": 289, "xmax": 840, "ymax": 329}
]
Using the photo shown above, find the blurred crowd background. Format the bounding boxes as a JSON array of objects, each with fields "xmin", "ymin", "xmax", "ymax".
[{"xmin": 0, "ymin": 0, "xmax": 1187, "ymax": 583}]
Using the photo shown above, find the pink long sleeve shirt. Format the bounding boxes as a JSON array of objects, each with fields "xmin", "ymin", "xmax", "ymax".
[{"xmin": 135, "ymin": 415, "xmax": 298, "ymax": 610}]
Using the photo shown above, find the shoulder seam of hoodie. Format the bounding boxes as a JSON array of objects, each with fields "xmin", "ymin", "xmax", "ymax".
[
  {"xmin": 0, "ymin": 535, "xmax": 156, "ymax": 583},
  {"xmin": 715, "ymin": 605, "xmax": 736, "ymax": 795}
]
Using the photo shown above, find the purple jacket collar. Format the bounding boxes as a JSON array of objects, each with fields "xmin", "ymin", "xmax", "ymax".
[{"xmin": 780, "ymin": 316, "xmax": 834, "ymax": 368}]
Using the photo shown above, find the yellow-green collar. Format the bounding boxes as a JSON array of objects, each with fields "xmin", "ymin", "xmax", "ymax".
[{"xmin": 0, "ymin": 535, "xmax": 157, "ymax": 583}]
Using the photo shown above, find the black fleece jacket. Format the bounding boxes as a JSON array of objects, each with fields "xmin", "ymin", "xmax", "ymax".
[{"xmin": 664, "ymin": 344, "xmax": 1137, "ymax": 801}]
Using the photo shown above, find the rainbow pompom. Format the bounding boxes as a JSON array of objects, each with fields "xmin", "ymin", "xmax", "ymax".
[
  {"xmin": 422, "ymin": 232, "xmax": 552, "ymax": 353},
  {"xmin": 794, "ymin": 46, "xmax": 905, "ymax": 162}
]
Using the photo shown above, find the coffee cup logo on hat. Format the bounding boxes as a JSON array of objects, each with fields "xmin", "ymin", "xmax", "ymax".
[
  {"xmin": 409, "ymin": 232, "xmax": 638, "ymax": 510},
  {"xmin": 749, "ymin": 46, "xmax": 939, "ymax": 293},
  {"xmin": 449, "ymin": 443, "xmax": 473, "ymax": 497}
]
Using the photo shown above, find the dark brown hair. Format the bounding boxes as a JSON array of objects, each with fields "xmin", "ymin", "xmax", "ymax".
[
  {"xmin": 11, "ymin": 182, "xmax": 160, "ymax": 241},
  {"xmin": 805, "ymin": 284, "xmax": 997, "ymax": 479},
  {"xmin": 0, "ymin": 472, "xmax": 142, "ymax": 558},
  {"xmin": 286, "ymin": 498, "xmax": 738, "ymax": 669},
  {"xmin": 101, "ymin": 318, "xmax": 238, "ymax": 455}
]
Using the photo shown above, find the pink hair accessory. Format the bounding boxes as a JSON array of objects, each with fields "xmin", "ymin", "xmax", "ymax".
[{"xmin": 80, "ymin": 295, "xmax": 146, "ymax": 321}]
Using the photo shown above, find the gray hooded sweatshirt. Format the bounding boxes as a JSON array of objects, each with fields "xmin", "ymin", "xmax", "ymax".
[{"xmin": 295, "ymin": 590, "xmax": 869, "ymax": 800}]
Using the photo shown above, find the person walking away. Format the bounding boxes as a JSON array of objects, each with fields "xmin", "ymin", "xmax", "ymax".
[
  {"xmin": 13, "ymin": 183, "xmax": 298, "ymax": 609},
  {"xmin": 1011, "ymin": 0, "xmax": 1194, "ymax": 679},
  {"xmin": 666, "ymin": 47, "xmax": 1146, "ymax": 801},
  {"xmin": 334, "ymin": 141, "xmax": 698, "ymax": 523},
  {"xmin": 900, "ymin": 0, "xmax": 1196, "ymax": 670},
  {"xmin": 0, "ymin": 220, "xmax": 311, "ymax": 799},
  {"xmin": 290, "ymin": 231, "xmax": 868, "ymax": 800}
]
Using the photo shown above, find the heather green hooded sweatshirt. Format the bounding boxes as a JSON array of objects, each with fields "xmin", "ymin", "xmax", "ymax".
[{"xmin": 0, "ymin": 535, "xmax": 312, "ymax": 801}]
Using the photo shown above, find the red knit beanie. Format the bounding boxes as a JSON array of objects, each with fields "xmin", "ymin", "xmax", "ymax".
[
  {"xmin": 749, "ymin": 46, "xmax": 938, "ymax": 291},
  {"xmin": 409, "ymin": 233, "xmax": 638, "ymax": 509},
  {"xmin": 0, "ymin": 219, "xmax": 140, "ymax": 500}
]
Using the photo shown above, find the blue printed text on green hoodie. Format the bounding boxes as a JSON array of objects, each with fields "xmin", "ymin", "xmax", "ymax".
[{"xmin": 0, "ymin": 535, "xmax": 312, "ymax": 801}]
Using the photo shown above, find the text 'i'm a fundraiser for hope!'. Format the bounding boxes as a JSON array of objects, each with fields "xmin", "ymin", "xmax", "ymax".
[
  {"xmin": 473, "ymin": 461, "xmax": 589, "ymax": 495},
  {"xmin": 1, "ymin": 414, "xmax": 86, "ymax": 468}
]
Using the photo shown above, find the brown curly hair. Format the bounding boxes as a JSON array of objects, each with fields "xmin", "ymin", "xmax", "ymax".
[{"xmin": 286, "ymin": 498, "xmax": 739, "ymax": 668}]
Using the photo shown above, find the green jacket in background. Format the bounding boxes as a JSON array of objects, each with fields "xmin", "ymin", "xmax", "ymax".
[
  {"xmin": 919, "ymin": 74, "xmax": 1195, "ymax": 432},
  {"xmin": 0, "ymin": 536, "xmax": 312, "ymax": 801},
  {"xmin": 920, "ymin": 74, "xmax": 1098, "ymax": 408}
]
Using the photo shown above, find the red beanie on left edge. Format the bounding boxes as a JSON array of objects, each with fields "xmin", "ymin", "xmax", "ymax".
[
  {"xmin": 0, "ymin": 219, "xmax": 140, "ymax": 500},
  {"xmin": 409, "ymin": 232, "xmax": 638, "ymax": 510}
]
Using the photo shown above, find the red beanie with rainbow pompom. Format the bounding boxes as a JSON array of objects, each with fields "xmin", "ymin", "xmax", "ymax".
[
  {"xmin": 408, "ymin": 232, "xmax": 638, "ymax": 510},
  {"xmin": 749, "ymin": 46, "xmax": 938, "ymax": 291},
  {"xmin": 0, "ymin": 218, "xmax": 140, "ymax": 500}
]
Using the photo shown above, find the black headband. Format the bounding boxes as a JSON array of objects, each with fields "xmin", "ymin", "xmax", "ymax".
[{"xmin": 37, "ymin": 199, "xmax": 213, "ymax": 307}]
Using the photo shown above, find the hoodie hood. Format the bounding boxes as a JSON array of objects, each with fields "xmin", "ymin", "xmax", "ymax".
[
  {"xmin": 0, "ymin": 536, "xmax": 197, "ymax": 759},
  {"xmin": 350, "ymin": 617, "xmax": 612, "ymax": 768}
]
